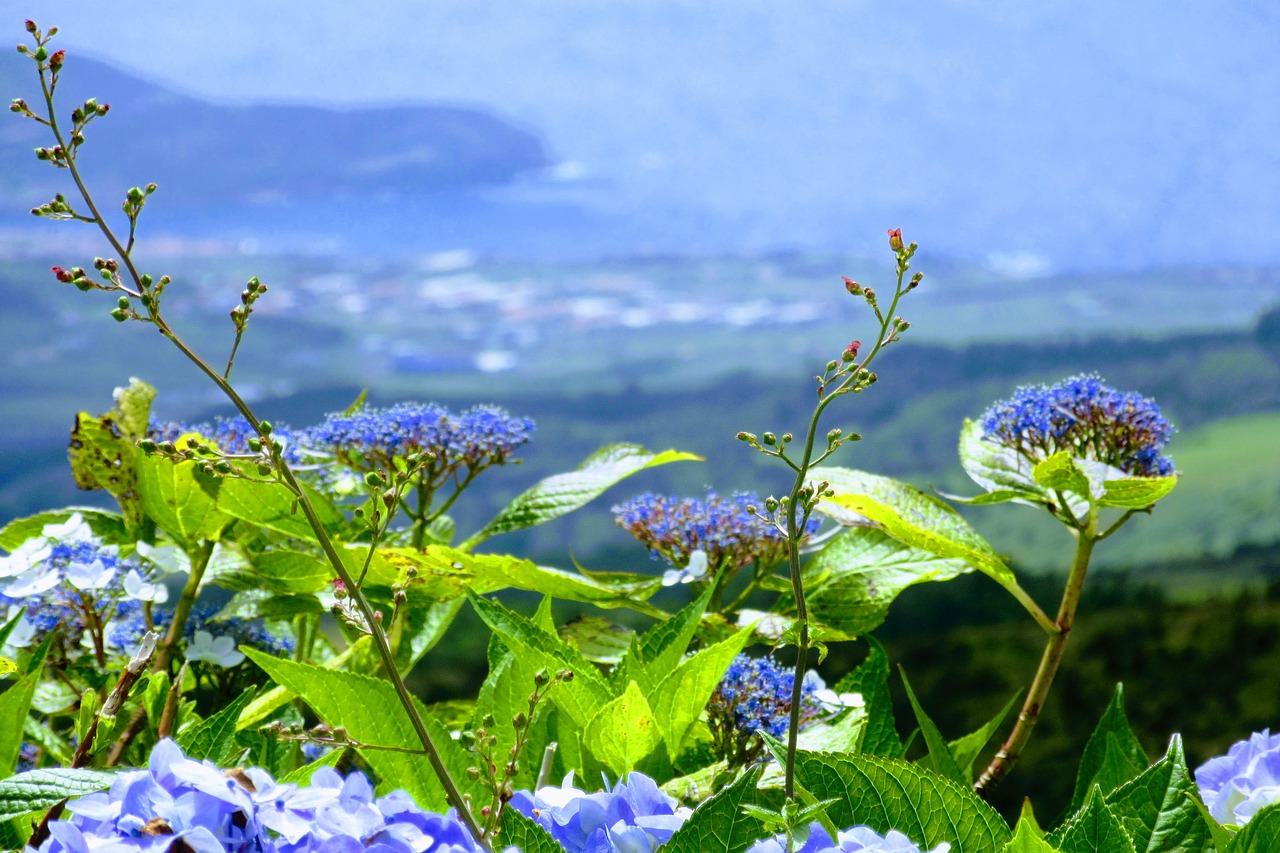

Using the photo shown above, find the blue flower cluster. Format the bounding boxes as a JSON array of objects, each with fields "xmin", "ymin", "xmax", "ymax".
[
  {"xmin": 31, "ymin": 739, "xmax": 507, "ymax": 853},
  {"xmin": 108, "ymin": 602, "xmax": 294, "ymax": 663},
  {"xmin": 612, "ymin": 490, "xmax": 813, "ymax": 581},
  {"xmin": 150, "ymin": 415, "xmax": 307, "ymax": 465},
  {"xmin": 707, "ymin": 654, "xmax": 821, "ymax": 767},
  {"xmin": 302, "ymin": 403, "xmax": 533, "ymax": 474},
  {"xmin": 747, "ymin": 823, "xmax": 949, "ymax": 853},
  {"xmin": 509, "ymin": 771, "xmax": 688, "ymax": 853},
  {"xmin": 1195, "ymin": 729, "xmax": 1280, "ymax": 826},
  {"xmin": 978, "ymin": 374, "xmax": 1175, "ymax": 477}
]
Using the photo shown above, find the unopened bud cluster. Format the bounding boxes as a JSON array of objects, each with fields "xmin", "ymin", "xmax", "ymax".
[{"xmin": 230, "ymin": 276, "xmax": 267, "ymax": 334}]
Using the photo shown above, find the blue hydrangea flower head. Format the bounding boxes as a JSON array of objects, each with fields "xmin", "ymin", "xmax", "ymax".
[
  {"xmin": 1195, "ymin": 729, "xmax": 1280, "ymax": 826},
  {"xmin": 746, "ymin": 822, "xmax": 951, "ymax": 852},
  {"xmin": 708, "ymin": 654, "xmax": 821, "ymax": 767},
  {"xmin": 978, "ymin": 374, "xmax": 1175, "ymax": 477},
  {"xmin": 612, "ymin": 490, "xmax": 814, "ymax": 581},
  {"xmin": 509, "ymin": 771, "xmax": 688, "ymax": 853}
]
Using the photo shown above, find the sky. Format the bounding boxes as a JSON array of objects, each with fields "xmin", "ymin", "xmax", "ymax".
[{"xmin": 15, "ymin": 2, "xmax": 1280, "ymax": 269}]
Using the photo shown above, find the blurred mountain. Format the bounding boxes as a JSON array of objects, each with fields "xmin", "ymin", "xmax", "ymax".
[{"xmin": 0, "ymin": 56, "xmax": 550, "ymax": 208}]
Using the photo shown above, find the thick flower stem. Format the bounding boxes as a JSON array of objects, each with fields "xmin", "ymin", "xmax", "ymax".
[{"xmin": 975, "ymin": 520, "xmax": 1097, "ymax": 797}]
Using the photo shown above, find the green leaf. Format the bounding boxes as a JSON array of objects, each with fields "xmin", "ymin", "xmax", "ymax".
[
  {"xmin": 499, "ymin": 805, "xmax": 565, "ymax": 853},
  {"xmin": 177, "ymin": 689, "xmax": 255, "ymax": 764},
  {"xmin": 583, "ymin": 680, "xmax": 662, "ymax": 776},
  {"xmin": 68, "ymin": 412, "xmax": 146, "ymax": 535},
  {"xmin": 628, "ymin": 583, "xmax": 716, "ymax": 691},
  {"xmin": 950, "ymin": 692, "xmax": 1019, "ymax": 784},
  {"xmin": 816, "ymin": 467, "xmax": 1015, "ymax": 588},
  {"xmin": 394, "ymin": 598, "xmax": 463, "ymax": 672},
  {"xmin": 794, "ymin": 750, "xmax": 1012, "ymax": 852},
  {"xmin": 559, "ymin": 617, "xmax": 634, "ymax": 665},
  {"xmin": 0, "ymin": 658, "xmax": 15, "ymax": 678},
  {"xmin": 1102, "ymin": 735, "xmax": 1208, "ymax": 853},
  {"xmin": 236, "ymin": 638, "xmax": 371, "ymax": 731},
  {"xmin": 473, "ymin": 640, "xmax": 545, "ymax": 791},
  {"xmin": 1097, "ymin": 476, "xmax": 1178, "ymax": 509},
  {"xmin": 1186, "ymin": 792, "xmax": 1234, "ymax": 852},
  {"xmin": 460, "ymin": 444, "xmax": 701, "ymax": 548},
  {"xmin": 661, "ymin": 765, "xmax": 766, "ymax": 853},
  {"xmin": 1226, "ymin": 802, "xmax": 1280, "ymax": 852},
  {"xmin": 137, "ymin": 454, "xmax": 228, "ymax": 548},
  {"xmin": 216, "ymin": 476, "xmax": 345, "ymax": 541},
  {"xmin": 1070, "ymin": 685, "xmax": 1149, "ymax": 815},
  {"xmin": 649, "ymin": 627, "xmax": 754, "ymax": 755},
  {"xmin": 1033, "ymin": 452, "xmax": 1093, "ymax": 499},
  {"xmin": 242, "ymin": 649, "xmax": 482, "ymax": 812},
  {"xmin": 796, "ymin": 526, "xmax": 969, "ymax": 638},
  {"xmin": 0, "ymin": 672, "xmax": 39, "ymax": 780},
  {"xmin": 834, "ymin": 637, "xmax": 903, "ymax": 759},
  {"xmin": 392, "ymin": 547, "xmax": 661, "ymax": 611},
  {"xmin": 957, "ymin": 419, "xmax": 1053, "ymax": 504},
  {"xmin": 467, "ymin": 592, "xmax": 611, "ymax": 729},
  {"xmin": 111, "ymin": 377, "xmax": 157, "ymax": 438},
  {"xmin": 1049, "ymin": 788, "xmax": 1138, "ymax": 853},
  {"xmin": 796, "ymin": 704, "xmax": 867, "ymax": 754},
  {"xmin": 899, "ymin": 669, "xmax": 966, "ymax": 785},
  {"xmin": 0, "ymin": 769, "xmax": 118, "ymax": 822},
  {"xmin": 75, "ymin": 689, "xmax": 100, "ymax": 747},
  {"xmin": 1003, "ymin": 816, "xmax": 1064, "ymax": 852},
  {"xmin": 248, "ymin": 550, "xmax": 334, "ymax": 594},
  {"xmin": 278, "ymin": 748, "xmax": 345, "ymax": 786},
  {"xmin": 0, "ymin": 508, "xmax": 126, "ymax": 552}
]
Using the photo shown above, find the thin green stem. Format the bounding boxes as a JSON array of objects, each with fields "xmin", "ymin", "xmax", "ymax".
[
  {"xmin": 155, "ymin": 540, "xmax": 215, "ymax": 673},
  {"xmin": 974, "ymin": 514, "xmax": 1098, "ymax": 796}
]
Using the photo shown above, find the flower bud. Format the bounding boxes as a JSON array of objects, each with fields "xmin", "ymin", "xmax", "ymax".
[
  {"xmin": 48, "ymin": 50, "xmax": 65, "ymax": 70},
  {"xmin": 762, "ymin": 432, "xmax": 776, "ymax": 446},
  {"xmin": 97, "ymin": 104, "xmax": 110, "ymax": 116},
  {"xmin": 51, "ymin": 266, "xmax": 73, "ymax": 283},
  {"xmin": 887, "ymin": 228, "xmax": 904, "ymax": 252},
  {"xmin": 843, "ymin": 276, "xmax": 862, "ymax": 295},
  {"xmin": 842, "ymin": 340, "xmax": 860, "ymax": 362},
  {"xmin": 908, "ymin": 271, "xmax": 923, "ymax": 290},
  {"xmin": 256, "ymin": 462, "xmax": 272, "ymax": 476},
  {"xmin": 25, "ymin": 20, "xmax": 37, "ymax": 33},
  {"xmin": 259, "ymin": 421, "xmax": 273, "ymax": 435}
]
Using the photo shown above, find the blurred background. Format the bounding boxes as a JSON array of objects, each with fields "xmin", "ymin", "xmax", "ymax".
[{"xmin": 2, "ymin": 2, "xmax": 1279, "ymax": 817}]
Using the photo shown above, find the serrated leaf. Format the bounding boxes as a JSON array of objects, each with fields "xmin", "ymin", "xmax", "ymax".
[
  {"xmin": 583, "ymin": 681, "xmax": 662, "ymax": 776},
  {"xmin": 0, "ymin": 508, "xmax": 126, "ymax": 552},
  {"xmin": 177, "ymin": 689, "xmax": 255, "ymax": 764},
  {"xmin": 816, "ymin": 467, "xmax": 1015, "ymax": 588},
  {"xmin": 1225, "ymin": 802, "xmax": 1280, "ymax": 852},
  {"xmin": 1098, "ymin": 476, "xmax": 1178, "ymax": 509},
  {"xmin": 499, "ymin": 805, "xmax": 566, "ymax": 853},
  {"xmin": 136, "ymin": 454, "xmax": 228, "ymax": 548},
  {"xmin": 793, "ymin": 526, "xmax": 969, "ymax": 638},
  {"xmin": 0, "ymin": 769, "xmax": 118, "ymax": 822},
  {"xmin": 278, "ymin": 748, "xmax": 345, "ymax": 786},
  {"xmin": 661, "ymin": 765, "xmax": 765, "ymax": 853},
  {"xmin": 629, "ymin": 583, "xmax": 716, "ymax": 690},
  {"xmin": 1103, "ymin": 735, "xmax": 1208, "ymax": 853},
  {"xmin": 242, "ymin": 649, "xmax": 482, "ymax": 812},
  {"xmin": 1003, "ymin": 817, "xmax": 1064, "ymax": 852},
  {"xmin": 467, "ymin": 592, "xmax": 611, "ymax": 729},
  {"xmin": 0, "ymin": 672, "xmax": 39, "ymax": 780},
  {"xmin": 237, "ymin": 638, "xmax": 371, "ymax": 731},
  {"xmin": 794, "ymin": 750, "xmax": 1012, "ymax": 852},
  {"xmin": 1049, "ymin": 788, "xmax": 1138, "ymax": 853},
  {"xmin": 899, "ymin": 669, "xmax": 967, "ymax": 785},
  {"xmin": 68, "ymin": 412, "xmax": 146, "ymax": 535},
  {"xmin": 216, "ymin": 477, "xmax": 345, "ymax": 541},
  {"xmin": 649, "ymin": 627, "xmax": 754, "ymax": 755},
  {"xmin": 957, "ymin": 419, "xmax": 1053, "ymax": 504},
  {"xmin": 460, "ymin": 444, "xmax": 700, "ymax": 548},
  {"xmin": 1070, "ymin": 685, "xmax": 1149, "ymax": 814},
  {"xmin": 560, "ymin": 617, "xmax": 634, "ymax": 664},
  {"xmin": 833, "ymin": 637, "xmax": 902, "ymax": 759},
  {"xmin": 248, "ymin": 550, "xmax": 334, "ymax": 594},
  {"xmin": 950, "ymin": 692, "xmax": 1020, "ymax": 784},
  {"xmin": 1034, "ymin": 452, "xmax": 1093, "ymax": 498}
]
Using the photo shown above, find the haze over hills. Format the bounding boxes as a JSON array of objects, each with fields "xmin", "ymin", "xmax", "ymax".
[{"xmin": 3, "ymin": 2, "xmax": 1280, "ymax": 267}]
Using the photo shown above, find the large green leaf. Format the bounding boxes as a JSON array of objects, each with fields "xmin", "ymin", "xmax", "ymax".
[
  {"xmin": 1049, "ymin": 789, "xmax": 1138, "ymax": 853},
  {"xmin": 0, "ymin": 671, "xmax": 39, "ymax": 780},
  {"xmin": 460, "ymin": 444, "xmax": 700, "ymax": 548},
  {"xmin": 815, "ymin": 467, "xmax": 1015, "ymax": 588},
  {"xmin": 390, "ymin": 547, "xmax": 662, "ymax": 611},
  {"xmin": 467, "ymin": 592, "xmax": 611, "ymax": 729},
  {"xmin": 956, "ymin": 419, "xmax": 1053, "ymax": 504},
  {"xmin": 394, "ymin": 598, "xmax": 463, "ymax": 672},
  {"xmin": 69, "ymin": 413, "xmax": 145, "ymax": 535},
  {"xmin": 1226, "ymin": 802, "xmax": 1280, "ymax": 852},
  {"xmin": 793, "ymin": 750, "xmax": 1012, "ymax": 852},
  {"xmin": 899, "ymin": 669, "xmax": 966, "ymax": 785},
  {"xmin": 583, "ymin": 680, "xmax": 662, "ymax": 776},
  {"xmin": 1097, "ymin": 476, "xmax": 1178, "ymax": 509},
  {"xmin": 472, "ymin": 640, "xmax": 545, "ymax": 791},
  {"xmin": 0, "ymin": 769, "xmax": 118, "ymax": 822},
  {"xmin": 216, "ymin": 477, "xmax": 345, "ymax": 541},
  {"xmin": 499, "ymin": 805, "xmax": 566, "ymax": 853},
  {"xmin": 834, "ymin": 638, "xmax": 902, "ymax": 759},
  {"xmin": 0, "ymin": 508, "xmax": 126, "ymax": 552},
  {"xmin": 177, "ymin": 689, "xmax": 255, "ymax": 764},
  {"xmin": 1103, "ymin": 735, "xmax": 1208, "ymax": 853},
  {"xmin": 1033, "ymin": 452, "xmax": 1093, "ymax": 499},
  {"xmin": 1003, "ymin": 817, "xmax": 1064, "ymax": 852},
  {"xmin": 237, "ymin": 638, "xmax": 372, "ymax": 730},
  {"xmin": 795, "ymin": 526, "xmax": 969, "ymax": 638},
  {"xmin": 661, "ymin": 766, "xmax": 765, "ymax": 853},
  {"xmin": 949, "ymin": 691, "xmax": 1019, "ymax": 785},
  {"xmin": 649, "ymin": 627, "xmax": 754, "ymax": 755},
  {"xmin": 242, "ymin": 650, "xmax": 481, "ymax": 812},
  {"xmin": 137, "ymin": 454, "xmax": 228, "ymax": 548},
  {"xmin": 1070, "ymin": 685, "xmax": 1149, "ymax": 814}
]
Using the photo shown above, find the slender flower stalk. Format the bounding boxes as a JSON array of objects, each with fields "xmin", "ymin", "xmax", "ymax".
[{"xmin": 19, "ymin": 31, "xmax": 489, "ymax": 849}]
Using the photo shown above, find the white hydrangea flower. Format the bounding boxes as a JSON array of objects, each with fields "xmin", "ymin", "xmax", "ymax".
[
  {"xmin": 185, "ymin": 630, "xmax": 245, "ymax": 667},
  {"xmin": 123, "ymin": 568, "xmax": 169, "ymax": 603}
]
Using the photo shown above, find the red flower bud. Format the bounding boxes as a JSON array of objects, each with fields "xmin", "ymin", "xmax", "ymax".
[
  {"xmin": 843, "ymin": 276, "xmax": 862, "ymax": 295},
  {"xmin": 24, "ymin": 20, "xmax": 37, "ymax": 33},
  {"xmin": 843, "ymin": 340, "xmax": 861, "ymax": 362},
  {"xmin": 51, "ymin": 265, "xmax": 74, "ymax": 283},
  {"xmin": 887, "ymin": 228, "xmax": 904, "ymax": 252},
  {"xmin": 48, "ymin": 49, "xmax": 65, "ymax": 69}
]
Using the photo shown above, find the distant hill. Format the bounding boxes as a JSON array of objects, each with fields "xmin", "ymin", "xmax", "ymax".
[{"xmin": 0, "ymin": 56, "xmax": 550, "ymax": 209}]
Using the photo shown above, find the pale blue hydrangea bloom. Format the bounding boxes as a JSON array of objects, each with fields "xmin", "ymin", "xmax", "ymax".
[
  {"xmin": 509, "ymin": 771, "xmax": 689, "ymax": 853},
  {"xmin": 1195, "ymin": 729, "xmax": 1280, "ymax": 826},
  {"xmin": 746, "ymin": 822, "xmax": 950, "ymax": 853}
]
